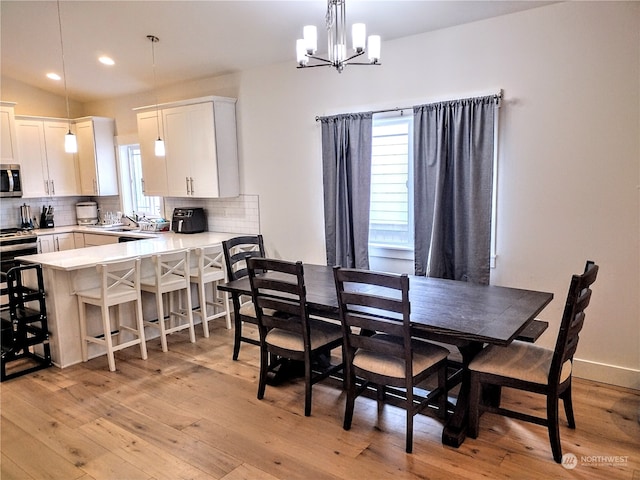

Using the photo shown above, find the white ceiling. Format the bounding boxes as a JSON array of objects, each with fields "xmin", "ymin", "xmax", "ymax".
[{"xmin": 1, "ymin": 0, "xmax": 553, "ymax": 103}]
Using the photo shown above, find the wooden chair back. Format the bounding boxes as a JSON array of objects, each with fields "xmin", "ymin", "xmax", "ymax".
[
  {"xmin": 333, "ymin": 267, "xmax": 412, "ymax": 376},
  {"xmin": 550, "ymin": 260, "xmax": 599, "ymax": 384},
  {"xmin": 222, "ymin": 235, "xmax": 265, "ymax": 281},
  {"xmin": 97, "ymin": 257, "xmax": 141, "ymax": 301},
  {"xmin": 246, "ymin": 257, "xmax": 309, "ymax": 339}
]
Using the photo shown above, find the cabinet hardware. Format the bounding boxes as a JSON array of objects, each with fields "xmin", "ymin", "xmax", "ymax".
[
  {"xmin": 45, "ymin": 180, "xmax": 49, "ymax": 195},
  {"xmin": 190, "ymin": 177, "xmax": 194, "ymax": 195},
  {"xmin": 51, "ymin": 180, "xmax": 55, "ymax": 195},
  {"xmin": 186, "ymin": 177, "xmax": 190, "ymax": 195}
]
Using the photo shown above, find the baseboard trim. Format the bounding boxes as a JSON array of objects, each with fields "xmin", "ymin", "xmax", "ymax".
[{"xmin": 573, "ymin": 358, "xmax": 640, "ymax": 390}]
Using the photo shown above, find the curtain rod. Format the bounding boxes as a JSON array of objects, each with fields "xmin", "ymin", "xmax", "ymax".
[{"xmin": 315, "ymin": 89, "xmax": 503, "ymax": 122}]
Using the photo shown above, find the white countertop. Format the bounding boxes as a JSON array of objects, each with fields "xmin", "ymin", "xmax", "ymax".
[
  {"xmin": 33, "ymin": 224, "xmax": 157, "ymax": 239},
  {"xmin": 17, "ymin": 231, "xmax": 245, "ymax": 271}
]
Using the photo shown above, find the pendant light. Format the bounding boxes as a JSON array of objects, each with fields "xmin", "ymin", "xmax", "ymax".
[
  {"xmin": 147, "ymin": 35, "xmax": 165, "ymax": 157},
  {"xmin": 56, "ymin": 0, "xmax": 77, "ymax": 153}
]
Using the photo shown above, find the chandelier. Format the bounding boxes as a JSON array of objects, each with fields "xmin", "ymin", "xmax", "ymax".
[{"xmin": 296, "ymin": 0, "xmax": 381, "ymax": 73}]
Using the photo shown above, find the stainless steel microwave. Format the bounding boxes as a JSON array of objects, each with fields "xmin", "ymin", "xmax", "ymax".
[{"xmin": 0, "ymin": 164, "xmax": 23, "ymax": 197}]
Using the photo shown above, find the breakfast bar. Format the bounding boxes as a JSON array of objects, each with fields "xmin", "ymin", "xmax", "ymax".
[{"xmin": 15, "ymin": 231, "xmax": 243, "ymax": 368}]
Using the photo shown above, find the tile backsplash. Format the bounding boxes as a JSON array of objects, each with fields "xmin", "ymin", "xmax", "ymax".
[{"xmin": 1, "ymin": 194, "xmax": 260, "ymax": 234}]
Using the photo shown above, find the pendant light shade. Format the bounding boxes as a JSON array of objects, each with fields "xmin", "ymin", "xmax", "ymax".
[
  {"xmin": 148, "ymin": 35, "xmax": 165, "ymax": 157},
  {"xmin": 56, "ymin": 0, "xmax": 77, "ymax": 153}
]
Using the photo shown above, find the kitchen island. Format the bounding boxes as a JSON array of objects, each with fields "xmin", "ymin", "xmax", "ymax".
[{"xmin": 16, "ymin": 231, "xmax": 244, "ymax": 368}]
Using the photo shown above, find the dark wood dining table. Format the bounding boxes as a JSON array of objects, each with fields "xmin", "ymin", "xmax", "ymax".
[{"xmin": 218, "ymin": 263, "xmax": 553, "ymax": 448}]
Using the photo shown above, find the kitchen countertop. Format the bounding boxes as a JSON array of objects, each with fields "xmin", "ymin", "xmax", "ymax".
[
  {"xmin": 16, "ymin": 231, "xmax": 245, "ymax": 271},
  {"xmin": 32, "ymin": 224, "xmax": 158, "ymax": 239}
]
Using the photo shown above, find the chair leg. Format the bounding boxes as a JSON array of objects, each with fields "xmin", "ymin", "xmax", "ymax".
[
  {"xmin": 405, "ymin": 386, "xmax": 414, "ymax": 453},
  {"xmin": 304, "ymin": 356, "xmax": 312, "ymax": 417},
  {"xmin": 222, "ymin": 290, "xmax": 232, "ymax": 330},
  {"xmin": 136, "ymin": 298, "xmax": 148, "ymax": 360},
  {"xmin": 198, "ymin": 279, "xmax": 209, "ymax": 338},
  {"xmin": 547, "ymin": 394, "xmax": 563, "ymax": 463},
  {"xmin": 77, "ymin": 300, "xmax": 89, "ymax": 362},
  {"xmin": 257, "ymin": 344, "xmax": 269, "ymax": 400},
  {"xmin": 156, "ymin": 291, "xmax": 169, "ymax": 352},
  {"xmin": 468, "ymin": 372, "xmax": 482, "ymax": 439},
  {"xmin": 184, "ymin": 285, "xmax": 196, "ymax": 344},
  {"xmin": 101, "ymin": 303, "xmax": 116, "ymax": 372},
  {"xmin": 343, "ymin": 367, "xmax": 355, "ymax": 430},
  {"xmin": 233, "ymin": 310, "xmax": 242, "ymax": 360},
  {"xmin": 561, "ymin": 382, "xmax": 576, "ymax": 429}
]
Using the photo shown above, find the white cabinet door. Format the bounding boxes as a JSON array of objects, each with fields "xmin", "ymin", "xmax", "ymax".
[
  {"xmin": 135, "ymin": 96, "xmax": 239, "ymax": 199},
  {"xmin": 1, "ymin": 103, "xmax": 18, "ymax": 163},
  {"xmin": 73, "ymin": 232, "xmax": 85, "ymax": 248},
  {"xmin": 38, "ymin": 233, "xmax": 75, "ymax": 252},
  {"xmin": 55, "ymin": 233, "xmax": 75, "ymax": 251},
  {"xmin": 76, "ymin": 117, "xmax": 118, "ymax": 196},
  {"xmin": 42, "ymin": 120, "xmax": 79, "ymax": 196},
  {"xmin": 136, "ymin": 110, "xmax": 168, "ymax": 196},
  {"xmin": 37, "ymin": 235, "xmax": 55, "ymax": 253},
  {"xmin": 16, "ymin": 119, "xmax": 49, "ymax": 197},
  {"xmin": 16, "ymin": 117, "xmax": 79, "ymax": 197}
]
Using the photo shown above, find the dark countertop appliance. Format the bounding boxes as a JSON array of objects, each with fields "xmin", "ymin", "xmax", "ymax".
[{"xmin": 171, "ymin": 207, "xmax": 206, "ymax": 234}]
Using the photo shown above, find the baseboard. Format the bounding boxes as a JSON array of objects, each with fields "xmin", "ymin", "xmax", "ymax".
[{"xmin": 573, "ymin": 358, "xmax": 640, "ymax": 390}]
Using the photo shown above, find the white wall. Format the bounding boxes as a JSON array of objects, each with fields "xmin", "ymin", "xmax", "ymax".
[
  {"xmin": 235, "ymin": 1, "xmax": 640, "ymax": 388},
  {"xmin": 3, "ymin": 2, "xmax": 638, "ymax": 388}
]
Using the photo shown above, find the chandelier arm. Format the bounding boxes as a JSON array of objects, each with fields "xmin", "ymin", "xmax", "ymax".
[
  {"xmin": 305, "ymin": 54, "xmax": 334, "ymax": 64},
  {"xmin": 341, "ymin": 50, "xmax": 366, "ymax": 63}
]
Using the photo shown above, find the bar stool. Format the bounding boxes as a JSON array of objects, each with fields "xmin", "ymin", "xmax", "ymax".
[
  {"xmin": 141, "ymin": 249, "xmax": 195, "ymax": 352},
  {"xmin": 189, "ymin": 245, "xmax": 231, "ymax": 337},
  {"xmin": 77, "ymin": 257, "xmax": 147, "ymax": 372}
]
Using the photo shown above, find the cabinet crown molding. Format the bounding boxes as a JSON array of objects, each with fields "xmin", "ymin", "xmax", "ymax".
[{"xmin": 132, "ymin": 95, "xmax": 236, "ymax": 112}]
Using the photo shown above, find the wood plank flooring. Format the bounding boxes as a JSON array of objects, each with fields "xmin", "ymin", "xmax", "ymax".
[{"xmin": 1, "ymin": 324, "xmax": 639, "ymax": 480}]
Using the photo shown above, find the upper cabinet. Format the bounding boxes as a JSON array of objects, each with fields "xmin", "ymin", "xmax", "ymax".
[
  {"xmin": 15, "ymin": 117, "xmax": 80, "ymax": 197},
  {"xmin": 135, "ymin": 96, "xmax": 239, "ymax": 198},
  {"xmin": 76, "ymin": 117, "xmax": 119, "ymax": 196},
  {"xmin": 136, "ymin": 109, "xmax": 168, "ymax": 196},
  {"xmin": 1, "ymin": 102, "xmax": 18, "ymax": 163}
]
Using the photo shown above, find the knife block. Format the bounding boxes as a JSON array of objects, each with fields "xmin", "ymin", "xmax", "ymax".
[{"xmin": 40, "ymin": 212, "xmax": 54, "ymax": 229}]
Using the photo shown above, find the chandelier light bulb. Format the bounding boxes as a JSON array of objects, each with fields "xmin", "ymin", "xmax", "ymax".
[
  {"xmin": 155, "ymin": 138, "xmax": 165, "ymax": 157},
  {"xmin": 352, "ymin": 23, "xmax": 366, "ymax": 53},
  {"xmin": 303, "ymin": 25, "xmax": 317, "ymax": 54},
  {"xmin": 368, "ymin": 35, "xmax": 381, "ymax": 63},
  {"xmin": 296, "ymin": 39, "xmax": 309, "ymax": 66}
]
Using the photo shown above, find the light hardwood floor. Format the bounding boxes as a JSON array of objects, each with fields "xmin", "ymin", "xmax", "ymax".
[{"xmin": 1, "ymin": 324, "xmax": 639, "ymax": 480}]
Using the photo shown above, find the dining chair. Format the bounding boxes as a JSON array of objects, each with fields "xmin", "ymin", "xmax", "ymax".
[
  {"xmin": 333, "ymin": 267, "xmax": 449, "ymax": 453},
  {"xmin": 189, "ymin": 245, "xmax": 231, "ymax": 337},
  {"xmin": 77, "ymin": 257, "xmax": 147, "ymax": 372},
  {"xmin": 247, "ymin": 257, "xmax": 344, "ymax": 417},
  {"xmin": 140, "ymin": 250, "xmax": 195, "ymax": 352},
  {"xmin": 222, "ymin": 234, "xmax": 265, "ymax": 360},
  {"xmin": 468, "ymin": 261, "xmax": 599, "ymax": 463}
]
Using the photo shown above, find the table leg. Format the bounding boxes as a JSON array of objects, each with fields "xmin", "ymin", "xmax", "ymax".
[{"xmin": 442, "ymin": 342, "xmax": 484, "ymax": 447}]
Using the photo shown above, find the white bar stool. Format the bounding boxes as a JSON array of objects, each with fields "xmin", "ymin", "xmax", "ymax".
[
  {"xmin": 189, "ymin": 245, "xmax": 232, "ymax": 337},
  {"xmin": 77, "ymin": 257, "xmax": 147, "ymax": 372},
  {"xmin": 140, "ymin": 249, "xmax": 195, "ymax": 352}
]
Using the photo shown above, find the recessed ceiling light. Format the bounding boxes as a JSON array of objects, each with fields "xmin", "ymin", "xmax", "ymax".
[
  {"xmin": 99, "ymin": 56, "xmax": 115, "ymax": 66},
  {"xmin": 46, "ymin": 72, "xmax": 61, "ymax": 81}
]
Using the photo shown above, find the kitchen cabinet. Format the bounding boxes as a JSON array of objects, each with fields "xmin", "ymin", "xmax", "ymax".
[
  {"xmin": 73, "ymin": 232, "xmax": 85, "ymax": 248},
  {"xmin": 1, "ymin": 102, "xmax": 18, "ymax": 163},
  {"xmin": 15, "ymin": 117, "xmax": 80, "ymax": 197},
  {"xmin": 37, "ymin": 232, "xmax": 75, "ymax": 253},
  {"xmin": 136, "ymin": 109, "xmax": 167, "ymax": 196},
  {"xmin": 75, "ymin": 117, "xmax": 119, "ymax": 196},
  {"xmin": 135, "ymin": 96, "xmax": 239, "ymax": 198},
  {"xmin": 83, "ymin": 233, "xmax": 118, "ymax": 247}
]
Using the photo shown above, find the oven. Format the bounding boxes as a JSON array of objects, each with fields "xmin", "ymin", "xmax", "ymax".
[{"xmin": 0, "ymin": 229, "xmax": 38, "ymax": 275}]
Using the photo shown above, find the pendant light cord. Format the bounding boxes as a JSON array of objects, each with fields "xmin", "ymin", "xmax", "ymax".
[
  {"xmin": 148, "ymin": 35, "xmax": 161, "ymax": 140},
  {"xmin": 56, "ymin": 0, "xmax": 72, "ymax": 132}
]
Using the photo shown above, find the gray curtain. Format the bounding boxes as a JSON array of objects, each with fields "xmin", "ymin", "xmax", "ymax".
[
  {"xmin": 320, "ymin": 113, "xmax": 372, "ymax": 268},
  {"xmin": 413, "ymin": 95, "xmax": 497, "ymax": 284}
]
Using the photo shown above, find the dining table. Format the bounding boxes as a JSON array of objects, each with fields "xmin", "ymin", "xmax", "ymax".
[{"xmin": 218, "ymin": 263, "xmax": 554, "ymax": 448}]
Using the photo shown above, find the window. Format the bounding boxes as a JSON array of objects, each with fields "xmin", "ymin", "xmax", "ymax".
[
  {"xmin": 369, "ymin": 114, "xmax": 414, "ymax": 250},
  {"xmin": 119, "ymin": 145, "xmax": 163, "ymax": 218}
]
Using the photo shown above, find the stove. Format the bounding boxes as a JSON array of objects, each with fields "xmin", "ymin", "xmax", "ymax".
[{"xmin": 0, "ymin": 228, "xmax": 38, "ymax": 274}]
